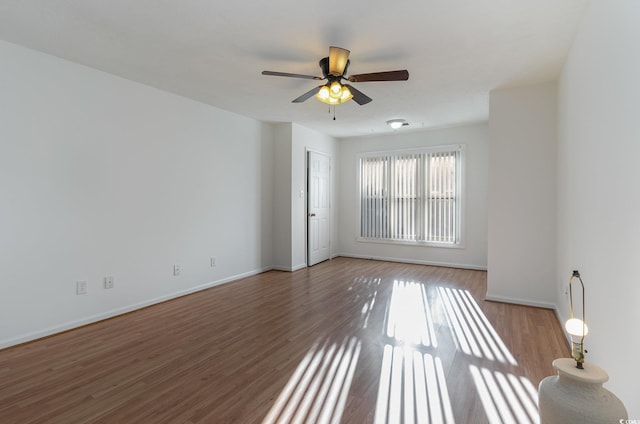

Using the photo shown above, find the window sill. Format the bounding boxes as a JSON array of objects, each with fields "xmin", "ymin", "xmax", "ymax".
[{"xmin": 356, "ymin": 237, "xmax": 465, "ymax": 249}]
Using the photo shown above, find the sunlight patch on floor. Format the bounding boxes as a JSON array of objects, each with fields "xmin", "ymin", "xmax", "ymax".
[
  {"xmin": 377, "ymin": 281, "xmax": 532, "ymax": 423},
  {"xmin": 375, "ymin": 345, "xmax": 454, "ymax": 424},
  {"xmin": 438, "ymin": 287, "xmax": 517, "ymax": 365},
  {"xmin": 386, "ymin": 280, "xmax": 438, "ymax": 347},
  {"xmin": 266, "ymin": 278, "xmax": 537, "ymax": 424},
  {"xmin": 469, "ymin": 365, "xmax": 539, "ymax": 424},
  {"xmin": 262, "ymin": 336, "xmax": 361, "ymax": 424},
  {"xmin": 356, "ymin": 277, "xmax": 381, "ymax": 329}
]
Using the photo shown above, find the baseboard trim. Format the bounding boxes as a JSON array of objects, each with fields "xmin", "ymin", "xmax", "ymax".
[
  {"xmin": 291, "ymin": 263, "xmax": 307, "ymax": 271},
  {"xmin": 0, "ymin": 266, "xmax": 272, "ymax": 350},
  {"xmin": 485, "ymin": 294, "xmax": 556, "ymax": 310},
  {"xmin": 271, "ymin": 263, "xmax": 307, "ymax": 272},
  {"xmin": 335, "ymin": 253, "xmax": 487, "ymax": 271}
]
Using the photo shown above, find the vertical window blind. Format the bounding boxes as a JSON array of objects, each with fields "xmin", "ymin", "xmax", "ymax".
[{"xmin": 359, "ymin": 146, "xmax": 462, "ymax": 245}]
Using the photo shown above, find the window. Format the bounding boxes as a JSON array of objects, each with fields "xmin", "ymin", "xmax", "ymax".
[{"xmin": 358, "ymin": 145, "xmax": 463, "ymax": 246}]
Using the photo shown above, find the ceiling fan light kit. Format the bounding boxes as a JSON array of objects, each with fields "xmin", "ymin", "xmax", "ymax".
[
  {"xmin": 262, "ymin": 46, "xmax": 409, "ymax": 109},
  {"xmin": 316, "ymin": 81, "xmax": 353, "ymax": 105}
]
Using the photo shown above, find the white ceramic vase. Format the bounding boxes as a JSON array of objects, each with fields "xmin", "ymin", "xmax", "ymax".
[{"xmin": 538, "ymin": 358, "xmax": 627, "ymax": 424}]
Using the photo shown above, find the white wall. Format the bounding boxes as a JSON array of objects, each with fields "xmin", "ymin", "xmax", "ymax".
[
  {"xmin": 487, "ymin": 82, "xmax": 557, "ymax": 308},
  {"xmin": 271, "ymin": 123, "xmax": 338, "ymax": 271},
  {"xmin": 337, "ymin": 123, "xmax": 488, "ymax": 269},
  {"xmin": 271, "ymin": 123, "xmax": 293, "ymax": 270},
  {"xmin": 557, "ymin": 0, "xmax": 640, "ymax": 415},
  {"xmin": 0, "ymin": 40, "xmax": 274, "ymax": 347},
  {"xmin": 292, "ymin": 124, "xmax": 338, "ymax": 269}
]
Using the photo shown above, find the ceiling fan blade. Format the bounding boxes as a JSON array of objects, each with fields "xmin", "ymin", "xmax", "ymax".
[
  {"xmin": 262, "ymin": 70, "xmax": 323, "ymax": 80},
  {"xmin": 347, "ymin": 70, "xmax": 409, "ymax": 83},
  {"xmin": 292, "ymin": 86, "xmax": 322, "ymax": 103},
  {"xmin": 344, "ymin": 84, "xmax": 372, "ymax": 105},
  {"xmin": 329, "ymin": 46, "xmax": 350, "ymax": 76}
]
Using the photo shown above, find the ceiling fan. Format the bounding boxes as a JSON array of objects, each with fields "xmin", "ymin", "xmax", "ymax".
[{"xmin": 262, "ymin": 46, "xmax": 409, "ymax": 106}]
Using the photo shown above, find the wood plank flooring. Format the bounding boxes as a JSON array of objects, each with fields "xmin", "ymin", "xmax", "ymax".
[{"xmin": 0, "ymin": 258, "xmax": 569, "ymax": 423}]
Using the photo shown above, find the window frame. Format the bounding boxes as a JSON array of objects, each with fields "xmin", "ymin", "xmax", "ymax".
[{"xmin": 356, "ymin": 144, "xmax": 465, "ymax": 249}]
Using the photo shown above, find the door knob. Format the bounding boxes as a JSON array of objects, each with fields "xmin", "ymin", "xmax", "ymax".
[{"xmin": 308, "ymin": 213, "xmax": 316, "ymax": 217}]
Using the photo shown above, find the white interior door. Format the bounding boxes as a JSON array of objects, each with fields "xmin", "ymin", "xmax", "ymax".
[{"xmin": 308, "ymin": 151, "xmax": 331, "ymax": 266}]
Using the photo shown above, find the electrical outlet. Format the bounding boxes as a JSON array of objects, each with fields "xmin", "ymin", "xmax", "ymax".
[
  {"xmin": 210, "ymin": 257, "xmax": 216, "ymax": 267},
  {"xmin": 173, "ymin": 264, "xmax": 181, "ymax": 276},
  {"xmin": 104, "ymin": 276, "xmax": 114, "ymax": 289},
  {"xmin": 76, "ymin": 280, "xmax": 88, "ymax": 295}
]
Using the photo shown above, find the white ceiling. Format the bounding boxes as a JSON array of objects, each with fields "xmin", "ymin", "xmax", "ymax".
[{"xmin": 0, "ymin": 0, "xmax": 588, "ymax": 138}]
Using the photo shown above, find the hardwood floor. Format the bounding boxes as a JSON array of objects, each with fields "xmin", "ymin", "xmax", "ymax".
[{"xmin": 0, "ymin": 258, "xmax": 569, "ymax": 423}]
